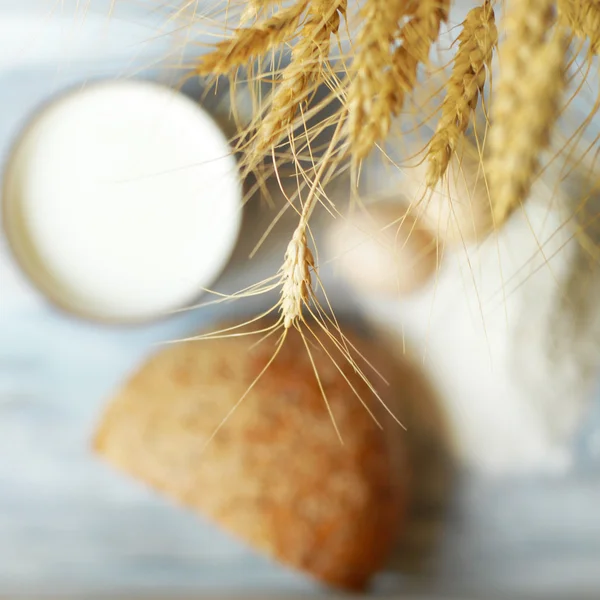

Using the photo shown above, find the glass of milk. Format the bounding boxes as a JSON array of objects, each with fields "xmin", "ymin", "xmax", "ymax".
[{"xmin": 2, "ymin": 79, "xmax": 243, "ymax": 324}]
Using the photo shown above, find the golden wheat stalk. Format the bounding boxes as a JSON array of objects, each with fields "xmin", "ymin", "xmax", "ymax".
[
  {"xmin": 558, "ymin": 0, "xmax": 600, "ymax": 54},
  {"xmin": 254, "ymin": 0, "xmax": 347, "ymax": 155},
  {"xmin": 348, "ymin": 0, "xmax": 450, "ymax": 160},
  {"xmin": 195, "ymin": 0, "xmax": 309, "ymax": 76},
  {"xmin": 426, "ymin": 1, "xmax": 497, "ymax": 187},
  {"xmin": 488, "ymin": 0, "xmax": 567, "ymax": 226}
]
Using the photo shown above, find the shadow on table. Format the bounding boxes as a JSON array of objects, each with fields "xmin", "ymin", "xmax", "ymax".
[{"xmin": 380, "ymin": 334, "xmax": 458, "ymax": 580}]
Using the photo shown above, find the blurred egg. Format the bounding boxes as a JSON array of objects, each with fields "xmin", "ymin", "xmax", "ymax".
[{"xmin": 326, "ymin": 202, "xmax": 438, "ymax": 296}]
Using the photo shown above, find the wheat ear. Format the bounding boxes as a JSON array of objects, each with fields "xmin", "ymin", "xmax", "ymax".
[
  {"xmin": 253, "ymin": 0, "xmax": 346, "ymax": 155},
  {"xmin": 558, "ymin": 0, "xmax": 600, "ymax": 54},
  {"xmin": 195, "ymin": 1, "xmax": 308, "ymax": 76},
  {"xmin": 239, "ymin": 0, "xmax": 281, "ymax": 25},
  {"xmin": 426, "ymin": 1, "xmax": 497, "ymax": 187},
  {"xmin": 348, "ymin": 0, "xmax": 450, "ymax": 160},
  {"xmin": 346, "ymin": 0, "xmax": 409, "ymax": 161},
  {"xmin": 488, "ymin": 0, "xmax": 567, "ymax": 225},
  {"xmin": 240, "ymin": 0, "xmax": 262, "ymax": 25},
  {"xmin": 390, "ymin": 0, "xmax": 451, "ymax": 114},
  {"xmin": 280, "ymin": 226, "xmax": 315, "ymax": 329}
]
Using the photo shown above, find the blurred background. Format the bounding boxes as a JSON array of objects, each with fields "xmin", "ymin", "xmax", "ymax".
[{"xmin": 1, "ymin": 1, "xmax": 600, "ymax": 599}]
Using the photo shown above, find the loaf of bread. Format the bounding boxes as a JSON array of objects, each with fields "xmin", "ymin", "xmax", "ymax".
[{"xmin": 94, "ymin": 319, "xmax": 409, "ymax": 591}]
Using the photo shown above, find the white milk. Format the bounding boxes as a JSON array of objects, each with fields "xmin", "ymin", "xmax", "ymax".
[{"xmin": 3, "ymin": 80, "xmax": 242, "ymax": 322}]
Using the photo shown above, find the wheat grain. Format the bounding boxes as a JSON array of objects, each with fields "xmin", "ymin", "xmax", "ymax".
[
  {"xmin": 254, "ymin": 0, "xmax": 347, "ymax": 154},
  {"xmin": 426, "ymin": 2, "xmax": 497, "ymax": 187},
  {"xmin": 558, "ymin": 0, "xmax": 600, "ymax": 55},
  {"xmin": 195, "ymin": 0, "xmax": 309, "ymax": 76},
  {"xmin": 488, "ymin": 0, "xmax": 567, "ymax": 225},
  {"xmin": 348, "ymin": 0, "xmax": 450, "ymax": 160}
]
